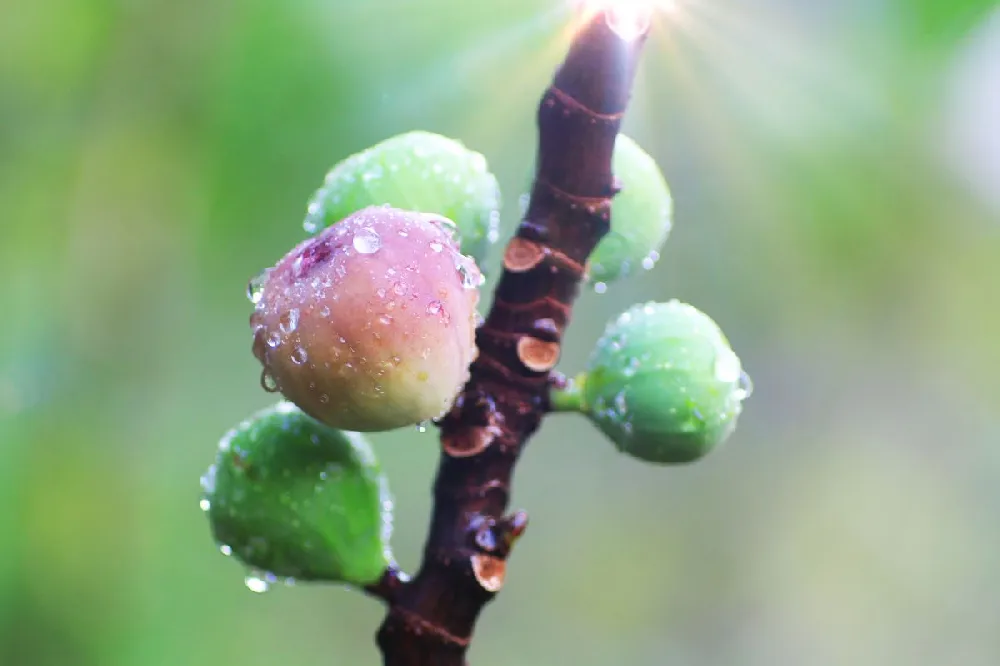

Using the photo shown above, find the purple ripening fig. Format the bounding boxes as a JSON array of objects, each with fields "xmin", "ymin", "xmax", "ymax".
[{"xmin": 250, "ymin": 206, "xmax": 483, "ymax": 433}]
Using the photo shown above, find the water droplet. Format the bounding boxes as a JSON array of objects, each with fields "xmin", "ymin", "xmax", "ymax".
[
  {"xmin": 594, "ymin": 282, "xmax": 608, "ymax": 294},
  {"xmin": 430, "ymin": 241, "xmax": 444, "ymax": 253},
  {"xmin": 714, "ymin": 348, "xmax": 742, "ymax": 384},
  {"xmin": 245, "ymin": 574, "xmax": 270, "ymax": 594},
  {"xmin": 200, "ymin": 464, "xmax": 217, "ymax": 494},
  {"xmin": 260, "ymin": 370, "xmax": 279, "ymax": 393},
  {"xmin": 319, "ymin": 305, "xmax": 331, "ymax": 318},
  {"xmin": 457, "ymin": 258, "xmax": 482, "ymax": 289},
  {"xmin": 475, "ymin": 527, "xmax": 497, "ymax": 552},
  {"xmin": 266, "ymin": 331, "xmax": 281, "ymax": 348},
  {"xmin": 247, "ymin": 270, "xmax": 269, "ymax": 304},
  {"xmin": 392, "ymin": 282, "xmax": 407, "ymax": 296},
  {"xmin": 319, "ymin": 394, "xmax": 330, "ymax": 404},
  {"xmin": 378, "ymin": 314, "xmax": 393, "ymax": 325},
  {"xmin": 199, "ymin": 498, "xmax": 211, "ymax": 512},
  {"xmin": 614, "ymin": 390, "xmax": 628, "ymax": 416},
  {"xmin": 535, "ymin": 318, "xmax": 558, "ymax": 336},
  {"xmin": 290, "ymin": 347, "xmax": 308, "ymax": 365},
  {"xmin": 641, "ymin": 251, "xmax": 659, "ymax": 271},
  {"xmin": 735, "ymin": 370, "xmax": 754, "ymax": 401},
  {"xmin": 353, "ymin": 227, "xmax": 381, "ymax": 254},
  {"xmin": 426, "ymin": 300, "xmax": 442, "ymax": 315},
  {"xmin": 416, "ymin": 421, "xmax": 429, "ymax": 433},
  {"xmin": 279, "ymin": 309, "xmax": 299, "ymax": 334},
  {"xmin": 219, "ymin": 544, "xmax": 233, "ymax": 557}
]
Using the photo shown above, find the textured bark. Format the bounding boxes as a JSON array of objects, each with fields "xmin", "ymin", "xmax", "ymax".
[{"xmin": 374, "ymin": 12, "xmax": 649, "ymax": 665}]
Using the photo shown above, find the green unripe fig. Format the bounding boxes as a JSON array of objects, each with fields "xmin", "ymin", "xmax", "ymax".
[
  {"xmin": 552, "ymin": 300, "xmax": 751, "ymax": 464},
  {"xmin": 201, "ymin": 401, "xmax": 393, "ymax": 588},
  {"xmin": 251, "ymin": 205, "xmax": 482, "ymax": 432},
  {"xmin": 589, "ymin": 134, "xmax": 673, "ymax": 284},
  {"xmin": 303, "ymin": 130, "xmax": 501, "ymax": 266}
]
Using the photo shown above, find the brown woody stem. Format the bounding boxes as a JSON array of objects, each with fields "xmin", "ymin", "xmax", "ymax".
[{"xmin": 375, "ymin": 12, "xmax": 649, "ymax": 665}]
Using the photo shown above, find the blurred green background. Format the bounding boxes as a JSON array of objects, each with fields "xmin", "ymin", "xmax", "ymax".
[{"xmin": 3, "ymin": 0, "xmax": 1000, "ymax": 664}]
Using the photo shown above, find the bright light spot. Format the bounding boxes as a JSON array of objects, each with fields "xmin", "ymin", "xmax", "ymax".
[
  {"xmin": 940, "ymin": 7, "xmax": 1000, "ymax": 217},
  {"xmin": 572, "ymin": 0, "xmax": 677, "ymax": 41}
]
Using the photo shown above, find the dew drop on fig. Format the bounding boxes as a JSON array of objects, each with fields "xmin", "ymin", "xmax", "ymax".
[
  {"xmin": 353, "ymin": 228, "xmax": 381, "ymax": 254},
  {"xmin": 245, "ymin": 574, "xmax": 270, "ymax": 594},
  {"xmin": 280, "ymin": 309, "xmax": 299, "ymax": 334},
  {"xmin": 714, "ymin": 348, "xmax": 741, "ymax": 384},
  {"xmin": 261, "ymin": 369, "xmax": 279, "ymax": 393},
  {"xmin": 248, "ymin": 270, "xmax": 269, "ymax": 304}
]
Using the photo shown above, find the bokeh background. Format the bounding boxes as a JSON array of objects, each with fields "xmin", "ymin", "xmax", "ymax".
[{"xmin": 3, "ymin": 0, "xmax": 1000, "ymax": 664}]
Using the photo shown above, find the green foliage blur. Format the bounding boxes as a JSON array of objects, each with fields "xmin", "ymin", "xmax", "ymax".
[{"xmin": 3, "ymin": 1, "xmax": 999, "ymax": 665}]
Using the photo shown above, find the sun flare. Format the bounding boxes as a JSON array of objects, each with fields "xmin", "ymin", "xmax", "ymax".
[{"xmin": 572, "ymin": 0, "xmax": 679, "ymax": 40}]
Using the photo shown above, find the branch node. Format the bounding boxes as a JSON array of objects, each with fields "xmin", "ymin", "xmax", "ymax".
[
  {"xmin": 503, "ymin": 238, "xmax": 546, "ymax": 273},
  {"xmin": 516, "ymin": 336, "xmax": 561, "ymax": 373},
  {"xmin": 470, "ymin": 553, "xmax": 506, "ymax": 593}
]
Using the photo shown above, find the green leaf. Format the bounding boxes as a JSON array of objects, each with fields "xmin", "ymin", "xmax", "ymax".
[
  {"xmin": 201, "ymin": 401, "xmax": 392, "ymax": 587},
  {"xmin": 303, "ymin": 130, "xmax": 501, "ymax": 266}
]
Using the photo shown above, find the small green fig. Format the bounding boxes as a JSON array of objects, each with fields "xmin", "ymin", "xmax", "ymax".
[
  {"xmin": 201, "ymin": 401, "xmax": 393, "ymax": 588},
  {"xmin": 552, "ymin": 300, "xmax": 751, "ymax": 464},
  {"xmin": 303, "ymin": 131, "xmax": 501, "ymax": 266},
  {"xmin": 251, "ymin": 206, "xmax": 482, "ymax": 432},
  {"xmin": 589, "ymin": 134, "xmax": 673, "ymax": 284}
]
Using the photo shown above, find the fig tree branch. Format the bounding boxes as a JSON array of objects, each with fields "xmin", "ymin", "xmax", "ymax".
[{"xmin": 374, "ymin": 12, "xmax": 650, "ymax": 665}]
